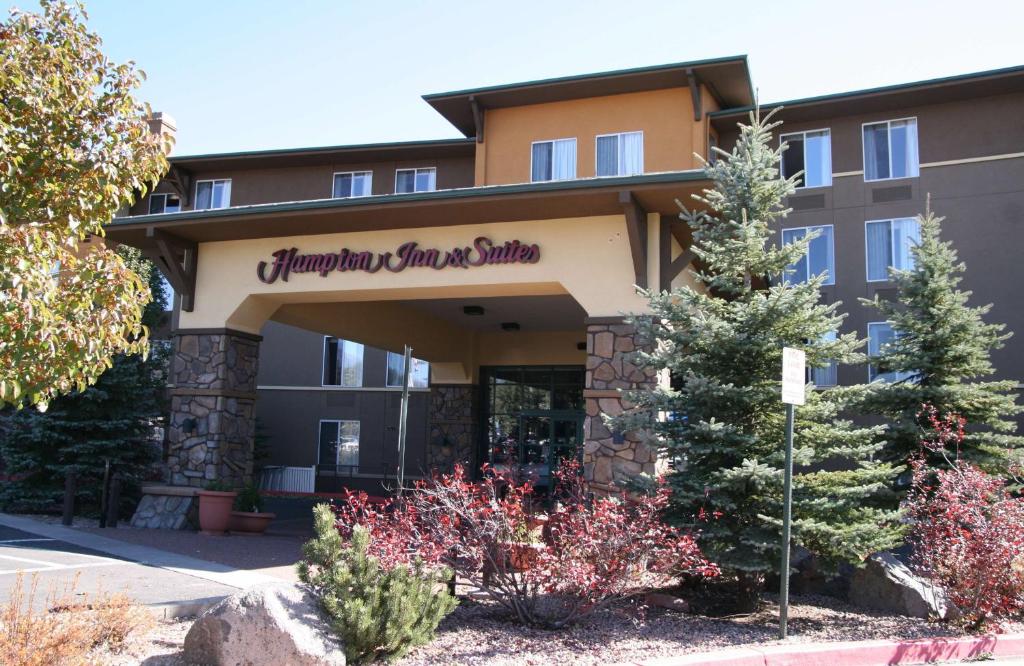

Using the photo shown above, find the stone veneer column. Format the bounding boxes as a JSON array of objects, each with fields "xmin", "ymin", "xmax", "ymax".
[
  {"xmin": 427, "ymin": 384, "xmax": 478, "ymax": 474},
  {"xmin": 583, "ymin": 318, "xmax": 660, "ymax": 493},
  {"xmin": 166, "ymin": 330, "xmax": 261, "ymax": 488}
]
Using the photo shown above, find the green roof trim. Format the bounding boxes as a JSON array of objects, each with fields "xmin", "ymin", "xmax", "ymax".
[
  {"xmin": 710, "ymin": 62, "xmax": 1024, "ymax": 118},
  {"xmin": 168, "ymin": 137, "xmax": 474, "ymax": 163},
  {"xmin": 109, "ymin": 170, "xmax": 707, "ymax": 227}
]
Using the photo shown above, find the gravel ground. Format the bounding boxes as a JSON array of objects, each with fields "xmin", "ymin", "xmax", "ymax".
[{"xmin": 91, "ymin": 617, "xmax": 191, "ymax": 666}]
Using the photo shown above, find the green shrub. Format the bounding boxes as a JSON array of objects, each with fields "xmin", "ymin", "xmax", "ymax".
[
  {"xmin": 234, "ymin": 484, "xmax": 263, "ymax": 513},
  {"xmin": 298, "ymin": 504, "xmax": 456, "ymax": 664}
]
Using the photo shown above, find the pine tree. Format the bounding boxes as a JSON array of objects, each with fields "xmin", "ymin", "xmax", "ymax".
[
  {"xmin": 0, "ymin": 248, "xmax": 169, "ymax": 514},
  {"xmin": 861, "ymin": 206, "xmax": 1023, "ymax": 471},
  {"xmin": 611, "ymin": 110, "xmax": 903, "ymax": 608}
]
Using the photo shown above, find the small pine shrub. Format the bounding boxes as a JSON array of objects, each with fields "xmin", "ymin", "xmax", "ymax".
[{"xmin": 298, "ymin": 504, "xmax": 457, "ymax": 664}]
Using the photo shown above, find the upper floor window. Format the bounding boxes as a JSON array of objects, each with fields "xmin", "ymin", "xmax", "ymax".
[
  {"xmin": 149, "ymin": 193, "xmax": 181, "ymax": 215},
  {"xmin": 395, "ymin": 167, "xmax": 436, "ymax": 194},
  {"xmin": 865, "ymin": 217, "xmax": 919, "ymax": 282},
  {"xmin": 322, "ymin": 337, "xmax": 364, "ymax": 387},
  {"xmin": 386, "ymin": 352, "xmax": 430, "ymax": 388},
  {"xmin": 782, "ymin": 225, "xmax": 835, "ymax": 285},
  {"xmin": 531, "ymin": 138, "xmax": 577, "ymax": 182},
  {"xmin": 780, "ymin": 129, "xmax": 832, "ymax": 188},
  {"xmin": 596, "ymin": 131, "xmax": 643, "ymax": 177},
  {"xmin": 809, "ymin": 330, "xmax": 838, "ymax": 387},
  {"xmin": 867, "ymin": 322, "xmax": 914, "ymax": 383},
  {"xmin": 195, "ymin": 179, "xmax": 231, "ymax": 210},
  {"xmin": 318, "ymin": 419, "xmax": 360, "ymax": 470},
  {"xmin": 863, "ymin": 118, "xmax": 919, "ymax": 181},
  {"xmin": 333, "ymin": 171, "xmax": 372, "ymax": 198}
]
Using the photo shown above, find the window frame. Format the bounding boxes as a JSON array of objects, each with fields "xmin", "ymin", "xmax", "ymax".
[
  {"xmin": 864, "ymin": 217, "xmax": 920, "ymax": 283},
  {"xmin": 193, "ymin": 178, "xmax": 232, "ymax": 210},
  {"xmin": 779, "ymin": 128, "xmax": 833, "ymax": 189},
  {"xmin": 861, "ymin": 117, "xmax": 919, "ymax": 183},
  {"xmin": 321, "ymin": 336, "xmax": 365, "ymax": 388},
  {"xmin": 317, "ymin": 418, "xmax": 361, "ymax": 468},
  {"xmin": 529, "ymin": 137, "xmax": 577, "ymax": 183},
  {"xmin": 394, "ymin": 167, "xmax": 436, "ymax": 194},
  {"xmin": 148, "ymin": 192, "xmax": 181, "ymax": 215},
  {"xmin": 594, "ymin": 130, "xmax": 645, "ymax": 177},
  {"xmin": 866, "ymin": 321, "xmax": 914, "ymax": 383},
  {"xmin": 331, "ymin": 170, "xmax": 373, "ymax": 198},
  {"xmin": 781, "ymin": 224, "xmax": 836, "ymax": 286},
  {"xmin": 385, "ymin": 351, "xmax": 430, "ymax": 388}
]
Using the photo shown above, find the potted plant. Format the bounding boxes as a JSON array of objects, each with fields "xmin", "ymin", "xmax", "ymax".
[
  {"xmin": 229, "ymin": 483, "xmax": 276, "ymax": 535},
  {"xmin": 197, "ymin": 480, "xmax": 237, "ymax": 535}
]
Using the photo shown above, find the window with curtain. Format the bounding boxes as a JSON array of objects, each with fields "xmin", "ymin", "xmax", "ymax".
[
  {"xmin": 386, "ymin": 352, "xmax": 430, "ymax": 388},
  {"xmin": 395, "ymin": 167, "xmax": 436, "ymax": 193},
  {"xmin": 809, "ymin": 330, "xmax": 838, "ymax": 387},
  {"xmin": 148, "ymin": 193, "xmax": 181, "ymax": 215},
  {"xmin": 863, "ymin": 119, "xmax": 919, "ymax": 181},
  {"xmin": 194, "ymin": 179, "xmax": 231, "ymax": 210},
  {"xmin": 322, "ymin": 337, "xmax": 364, "ymax": 387},
  {"xmin": 318, "ymin": 420, "xmax": 360, "ymax": 469},
  {"xmin": 333, "ymin": 171, "xmax": 372, "ymax": 198},
  {"xmin": 780, "ymin": 129, "xmax": 832, "ymax": 188},
  {"xmin": 781, "ymin": 225, "xmax": 835, "ymax": 285},
  {"xmin": 531, "ymin": 138, "xmax": 577, "ymax": 182},
  {"xmin": 867, "ymin": 322, "xmax": 915, "ymax": 383},
  {"xmin": 865, "ymin": 218, "xmax": 920, "ymax": 281},
  {"xmin": 596, "ymin": 131, "xmax": 644, "ymax": 177}
]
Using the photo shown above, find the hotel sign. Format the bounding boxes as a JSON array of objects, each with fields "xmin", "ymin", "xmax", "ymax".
[{"xmin": 257, "ymin": 236, "xmax": 540, "ymax": 284}]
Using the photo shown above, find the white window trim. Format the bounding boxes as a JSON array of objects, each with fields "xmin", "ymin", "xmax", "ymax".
[
  {"xmin": 394, "ymin": 167, "xmax": 436, "ymax": 194},
  {"xmin": 529, "ymin": 137, "xmax": 577, "ymax": 183},
  {"xmin": 385, "ymin": 351, "xmax": 430, "ymax": 388},
  {"xmin": 148, "ymin": 192, "xmax": 181, "ymax": 215},
  {"xmin": 193, "ymin": 178, "xmax": 232, "ymax": 210},
  {"xmin": 321, "ymin": 336, "xmax": 364, "ymax": 388},
  {"xmin": 317, "ymin": 418, "xmax": 360, "ymax": 468},
  {"xmin": 861, "ymin": 117, "xmax": 919, "ymax": 183},
  {"xmin": 781, "ymin": 224, "xmax": 836, "ymax": 286},
  {"xmin": 331, "ymin": 170, "xmax": 373, "ymax": 198},
  {"xmin": 864, "ymin": 217, "xmax": 918, "ymax": 283},
  {"xmin": 594, "ymin": 130, "xmax": 645, "ymax": 177},
  {"xmin": 779, "ymin": 128, "xmax": 833, "ymax": 189}
]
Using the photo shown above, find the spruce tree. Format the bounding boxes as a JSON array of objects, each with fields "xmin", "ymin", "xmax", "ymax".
[
  {"xmin": 861, "ymin": 207, "xmax": 1023, "ymax": 471},
  {"xmin": 0, "ymin": 248, "xmax": 169, "ymax": 515},
  {"xmin": 612, "ymin": 110, "xmax": 902, "ymax": 608}
]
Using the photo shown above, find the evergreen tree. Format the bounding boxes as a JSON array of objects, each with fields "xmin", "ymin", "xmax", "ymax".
[
  {"xmin": 0, "ymin": 248, "xmax": 169, "ymax": 515},
  {"xmin": 861, "ymin": 207, "xmax": 1023, "ymax": 471},
  {"xmin": 611, "ymin": 110, "xmax": 902, "ymax": 608}
]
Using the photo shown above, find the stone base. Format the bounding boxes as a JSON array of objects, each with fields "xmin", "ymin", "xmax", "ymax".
[
  {"xmin": 129, "ymin": 485, "xmax": 199, "ymax": 529},
  {"xmin": 427, "ymin": 384, "xmax": 477, "ymax": 473}
]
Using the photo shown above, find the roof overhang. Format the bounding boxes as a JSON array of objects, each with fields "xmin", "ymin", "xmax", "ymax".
[{"xmin": 424, "ymin": 56, "xmax": 755, "ymax": 137}]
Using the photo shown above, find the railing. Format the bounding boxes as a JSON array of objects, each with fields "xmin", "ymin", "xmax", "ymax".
[{"xmin": 258, "ymin": 465, "xmax": 316, "ymax": 493}]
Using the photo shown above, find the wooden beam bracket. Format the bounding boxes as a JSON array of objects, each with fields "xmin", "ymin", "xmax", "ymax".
[
  {"xmin": 619, "ymin": 190, "xmax": 648, "ymax": 289},
  {"xmin": 144, "ymin": 227, "xmax": 198, "ymax": 312},
  {"xmin": 164, "ymin": 165, "xmax": 192, "ymax": 206},
  {"xmin": 469, "ymin": 95, "xmax": 485, "ymax": 144},
  {"xmin": 686, "ymin": 68, "xmax": 702, "ymax": 121},
  {"xmin": 659, "ymin": 216, "xmax": 696, "ymax": 291}
]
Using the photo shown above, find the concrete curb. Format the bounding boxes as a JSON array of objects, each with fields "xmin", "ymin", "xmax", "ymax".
[
  {"xmin": 146, "ymin": 595, "xmax": 227, "ymax": 620},
  {"xmin": 611, "ymin": 633, "xmax": 1024, "ymax": 666},
  {"xmin": 0, "ymin": 513, "xmax": 281, "ymax": 590}
]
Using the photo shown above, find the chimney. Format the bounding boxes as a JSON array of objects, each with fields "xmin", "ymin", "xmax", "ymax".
[{"xmin": 146, "ymin": 112, "xmax": 177, "ymax": 156}]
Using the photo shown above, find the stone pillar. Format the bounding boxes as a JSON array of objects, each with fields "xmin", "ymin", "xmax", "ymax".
[
  {"xmin": 583, "ymin": 318, "xmax": 660, "ymax": 493},
  {"xmin": 167, "ymin": 330, "xmax": 260, "ymax": 488},
  {"xmin": 427, "ymin": 384, "xmax": 478, "ymax": 474}
]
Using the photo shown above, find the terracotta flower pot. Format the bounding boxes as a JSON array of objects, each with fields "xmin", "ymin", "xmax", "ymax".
[
  {"xmin": 197, "ymin": 490, "xmax": 237, "ymax": 535},
  {"xmin": 229, "ymin": 511, "xmax": 276, "ymax": 535}
]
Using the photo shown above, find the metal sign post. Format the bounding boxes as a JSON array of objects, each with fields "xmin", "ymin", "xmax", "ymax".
[
  {"xmin": 779, "ymin": 347, "xmax": 805, "ymax": 640},
  {"xmin": 395, "ymin": 345, "xmax": 413, "ymax": 494}
]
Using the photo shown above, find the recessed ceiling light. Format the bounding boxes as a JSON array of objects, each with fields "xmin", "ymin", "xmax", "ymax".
[
  {"xmin": 463, "ymin": 305, "xmax": 485, "ymax": 316},
  {"xmin": 501, "ymin": 322, "xmax": 520, "ymax": 331}
]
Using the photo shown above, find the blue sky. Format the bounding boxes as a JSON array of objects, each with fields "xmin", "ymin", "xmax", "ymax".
[{"xmin": 27, "ymin": 0, "xmax": 1020, "ymax": 156}]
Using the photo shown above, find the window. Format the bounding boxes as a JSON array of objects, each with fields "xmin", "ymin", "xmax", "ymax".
[
  {"xmin": 322, "ymin": 337, "xmax": 364, "ymax": 387},
  {"xmin": 531, "ymin": 138, "xmax": 577, "ymax": 182},
  {"xmin": 780, "ymin": 129, "xmax": 832, "ymax": 188},
  {"xmin": 865, "ymin": 218, "xmax": 920, "ymax": 281},
  {"xmin": 194, "ymin": 179, "xmax": 231, "ymax": 210},
  {"xmin": 596, "ymin": 131, "xmax": 643, "ymax": 177},
  {"xmin": 867, "ymin": 322, "xmax": 914, "ymax": 383},
  {"xmin": 386, "ymin": 352, "xmax": 430, "ymax": 388},
  {"xmin": 395, "ymin": 167, "xmax": 436, "ymax": 193},
  {"xmin": 863, "ymin": 118, "xmax": 919, "ymax": 181},
  {"xmin": 782, "ymin": 225, "xmax": 835, "ymax": 285},
  {"xmin": 809, "ymin": 331, "xmax": 838, "ymax": 387},
  {"xmin": 333, "ymin": 171, "xmax": 372, "ymax": 198},
  {"xmin": 318, "ymin": 420, "xmax": 360, "ymax": 469},
  {"xmin": 149, "ymin": 193, "xmax": 181, "ymax": 214}
]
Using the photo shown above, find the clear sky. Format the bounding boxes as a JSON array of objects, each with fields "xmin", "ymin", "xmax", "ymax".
[{"xmin": 24, "ymin": 0, "xmax": 1021, "ymax": 156}]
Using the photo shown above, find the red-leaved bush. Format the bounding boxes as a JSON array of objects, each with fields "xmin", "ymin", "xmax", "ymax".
[
  {"xmin": 907, "ymin": 405, "xmax": 1024, "ymax": 628},
  {"xmin": 332, "ymin": 461, "xmax": 717, "ymax": 627}
]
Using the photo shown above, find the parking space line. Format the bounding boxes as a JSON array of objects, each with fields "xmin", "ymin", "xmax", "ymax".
[
  {"xmin": 0, "ymin": 552, "xmax": 69, "ymax": 567},
  {"xmin": 0, "ymin": 538, "xmax": 57, "ymax": 544},
  {"xmin": 0, "ymin": 561, "xmax": 124, "ymax": 575}
]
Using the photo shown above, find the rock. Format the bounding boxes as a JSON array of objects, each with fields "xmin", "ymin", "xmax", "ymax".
[
  {"xmin": 184, "ymin": 582, "xmax": 345, "ymax": 665},
  {"xmin": 645, "ymin": 592, "xmax": 690, "ymax": 613},
  {"xmin": 849, "ymin": 552, "xmax": 957, "ymax": 620}
]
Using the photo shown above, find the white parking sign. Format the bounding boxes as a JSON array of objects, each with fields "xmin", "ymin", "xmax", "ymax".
[{"xmin": 781, "ymin": 347, "xmax": 806, "ymax": 406}]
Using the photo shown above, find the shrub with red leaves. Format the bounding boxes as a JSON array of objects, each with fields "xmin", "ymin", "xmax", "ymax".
[
  {"xmin": 331, "ymin": 461, "xmax": 717, "ymax": 628},
  {"xmin": 907, "ymin": 405, "xmax": 1024, "ymax": 629}
]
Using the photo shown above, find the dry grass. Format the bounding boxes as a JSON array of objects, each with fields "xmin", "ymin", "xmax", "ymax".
[{"xmin": 0, "ymin": 573, "xmax": 153, "ymax": 666}]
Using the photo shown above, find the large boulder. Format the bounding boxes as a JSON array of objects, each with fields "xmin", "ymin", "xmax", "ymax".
[
  {"xmin": 849, "ymin": 552, "xmax": 957, "ymax": 620},
  {"xmin": 183, "ymin": 582, "xmax": 345, "ymax": 666}
]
